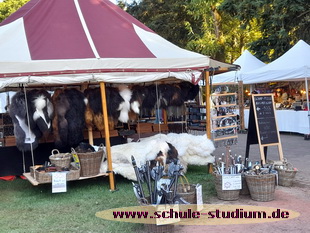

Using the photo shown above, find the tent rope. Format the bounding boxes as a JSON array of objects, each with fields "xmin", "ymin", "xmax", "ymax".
[{"xmin": 23, "ymin": 85, "xmax": 36, "ymax": 179}]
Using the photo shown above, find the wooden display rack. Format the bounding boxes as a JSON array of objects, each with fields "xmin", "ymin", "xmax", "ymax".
[{"xmin": 23, "ymin": 172, "xmax": 108, "ymax": 186}]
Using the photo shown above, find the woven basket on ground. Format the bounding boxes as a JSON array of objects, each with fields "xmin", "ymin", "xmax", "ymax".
[
  {"xmin": 176, "ymin": 183, "xmax": 197, "ymax": 204},
  {"xmin": 77, "ymin": 150, "xmax": 104, "ymax": 177},
  {"xmin": 245, "ymin": 173, "xmax": 276, "ymax": 202},
  {"xmin": 240, "ymin": 174, "xmax": 250, "ymax": 195},
  {"xmin": 214, "ymin": 174, "xmax": 240, "ymax": 201},
  {"xmin": 275, "ymin": 167, "xmax": 297, "ymax": 187},
  {"xmin": 144, "ymin": 224, "xmax": 174, "ymax": 233},
  {"xmin": 49, "ymin": 149, "xmax": 71, "ymax": 168}
]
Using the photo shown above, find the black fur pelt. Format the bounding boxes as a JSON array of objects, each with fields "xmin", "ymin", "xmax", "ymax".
[
  {"xmin": 8, "ymin": 90, "xmax": 54, "ymax": 151},
  {"xmin": 84, "ymin": 87, "xmax": 124, "ymax": 130},
  {"xmin": 26, "ymin": 89, "xmax": 53, "ymax": 138},
  {"xmin": 178, "ymin": 82, "xmax": 199, "ymax": 102},
  {"xmin": 52, "ymin": 88, "xmax": 86, "ymax": 148},
  {"xmin": 8, "ymin": 92, "xmax": 38, "ymax": 151}
]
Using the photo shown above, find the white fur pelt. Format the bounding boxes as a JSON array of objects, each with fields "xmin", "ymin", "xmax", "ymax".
[
  {"xmin": 117, "ymin": 86, "xmax": 132, "ymax": 123},
  {"xmin": 100, "ymin": 133, "xmax": 215, "ymax": 181}
]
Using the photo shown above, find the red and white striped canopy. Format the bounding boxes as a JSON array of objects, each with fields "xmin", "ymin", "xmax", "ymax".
[{"xmin": 0, "ymin": 0, "xmax": 235, "ymax": 89}]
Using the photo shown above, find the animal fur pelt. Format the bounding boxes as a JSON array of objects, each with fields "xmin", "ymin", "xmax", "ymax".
[
  {"xmin": 26, "ymin": 89, "xmax": 53, "ymax": 138},
  {"xmin": 100, "ymin": 133, "xmax": 215, "ymax": 180},
  {"xmin": 129, "ymin": 82, "xmax": 199, "ymax": 115},
  {"xmin": 8, "ymin": 90, "xmax": 53, "ymax": 151},
  {"xmin": 100, "ymin": 138, "xmax": 177, "ymax": 180},
  {"xmin": 84, "ymin": 86, "xmax": 133, "ymax": 130},
  {"xmin": 52, "ymin": 88, "xmax": 86, "ymax": 148},
  {"xmin": 8, "ymin": 92, "xmax": 38, "ymax": 151}
]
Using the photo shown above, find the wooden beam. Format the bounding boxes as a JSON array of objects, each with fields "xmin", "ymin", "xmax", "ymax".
[
  {"xmin": 205, "ymin": 70, "xmax": 211, "ymax": 139},
  {"xmin": 100, "ymin": 82, "xmax": 115, "ymax": 191}
]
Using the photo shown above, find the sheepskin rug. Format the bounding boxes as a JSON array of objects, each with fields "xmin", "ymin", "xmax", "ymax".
[{"xmin": 100, "ymin": 133, "xmax": 215, "ymax": 180}]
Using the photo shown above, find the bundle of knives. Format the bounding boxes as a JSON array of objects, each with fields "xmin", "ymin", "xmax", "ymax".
[{"xmin": 131, "ymin": 155, "xmax": 189, "ymax": 205}]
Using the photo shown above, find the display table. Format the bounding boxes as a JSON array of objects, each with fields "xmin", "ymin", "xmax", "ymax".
[{"xmin": 244, "ymin": 109, "xmax": 310, "ymax": 134}]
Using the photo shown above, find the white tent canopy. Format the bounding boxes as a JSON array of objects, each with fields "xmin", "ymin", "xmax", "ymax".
[
  {"xmin": 212, "ymin": 50, "xmax": 265, "ymax": 83},
  {"xmin": 242, "ymin": 40, "xmax": 310, "ymax": 84}
]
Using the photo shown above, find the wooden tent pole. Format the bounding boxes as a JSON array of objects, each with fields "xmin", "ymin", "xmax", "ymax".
[
  {"xmin": 205, "ymin": 70, "xmax": 211, "ymax": 139},
  {"xmin": 99, "ymin": 82, "xmax": 115, "ymax": 191}
]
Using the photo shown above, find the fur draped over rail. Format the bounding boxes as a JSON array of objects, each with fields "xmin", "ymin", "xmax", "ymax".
[
  {"xmin": 8, "ymin": 90, "xmax": 53, "ymax": 151},
  {"xmin": 100, "ymin": 133, "xmax": 215, "ymax": 180}
]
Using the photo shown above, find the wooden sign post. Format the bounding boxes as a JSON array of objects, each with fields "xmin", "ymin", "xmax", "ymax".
[{"xmin": 245, "ymin": 94, "xmax": 284, "ymax": 164}]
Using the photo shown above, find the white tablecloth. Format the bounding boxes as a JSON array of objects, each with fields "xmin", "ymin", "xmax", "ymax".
[{"xmin": 244, "ymin": 109, "xmax": 310, "ymax": 135}]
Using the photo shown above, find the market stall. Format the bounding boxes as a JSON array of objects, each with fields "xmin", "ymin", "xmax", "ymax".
[
  {"xmin": 241, "ymin": 40, "xmax": 310, "ymax": 137},
  {"xmin": 0, "ymin": 0, "xmax": 237, "ymax": 189}
]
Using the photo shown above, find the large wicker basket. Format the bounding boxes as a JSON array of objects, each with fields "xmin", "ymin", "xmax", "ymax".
[
  {"xmin": 214, "ymin": 174, "xmax": 240, "ymax": 201},
  {"xmin": 240, "ymin": 174, "xmax": 250, "ymax": 195},
  {"xmin": 245, "ymin": 173, "xmax": 276, "ymax": 202},
  {"xmin": 49, "ymin": 149, "xmax": 72, "ymax": 168},
  {"xmin": 275, "ymin": 168, "xmax": 297, "ymax": 187},
  {"xmin": 77, "ymin": 150, "xmax": 104, "ymax": 177}
]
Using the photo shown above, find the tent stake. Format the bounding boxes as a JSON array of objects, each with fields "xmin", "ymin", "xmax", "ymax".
[{"xmin": 100, "ymin": 82, "xmax": 115, "ymax": 191}]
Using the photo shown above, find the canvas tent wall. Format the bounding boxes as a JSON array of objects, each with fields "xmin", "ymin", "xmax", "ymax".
[
  {"xmin": 212, "ymin": 50, "xmax": 266, "ymax": 83},
  {"xmin": 0, "ymin": 0, "xmax": 236, "ymax": 89}
]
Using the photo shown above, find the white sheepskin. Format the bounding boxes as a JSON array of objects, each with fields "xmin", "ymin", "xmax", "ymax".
[
  {"xmin": 100, "ymin": 133, "xmax": 215, "ymax": 181},
  {"xmin": 118, "ymin": 87, "xmax": 132, "ymax": 123}
]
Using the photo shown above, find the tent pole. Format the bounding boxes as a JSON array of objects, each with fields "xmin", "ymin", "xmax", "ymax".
[
  {"xmin": 205, "ymin": 70, "xmax": 211, "ymax": 139},
  {"xmin": 99, "ymin": 82, "xmax": 115, "ymax": 191},
  {"xmin": 305, "ymin": 77, "xmax": 310, "ymax": 139}
]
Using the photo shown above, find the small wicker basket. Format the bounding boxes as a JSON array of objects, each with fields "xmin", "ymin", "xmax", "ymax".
[
  {"xmin": 245, "ymin": 173, "xmax": 276, "ymax": 202},
  {"xmin": 275, "ymin": 167, "xmax": 297, "ymax": 187},
  {"xmin": 214, "ymin": 174, "xmax": 240, "ymax": 201},
  {"xmin": 176, "ymin": 183, "xmax": 197, "ymax": 204},
  {"xmin": 49, "ymin": 149, "xmax": 71, "ymax": 168}
]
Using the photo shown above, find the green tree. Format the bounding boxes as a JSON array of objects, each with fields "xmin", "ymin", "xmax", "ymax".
[
  {"xmin": 0, "ymin": 0, "xmax": 29, "ymax": 23},
  {"xmin": 127, "ymin": 0, "xmax": 261, "ymax": 63},
  {"xmin": 220, "ymin": 0, "xmax": 310, "ymax": 62}
]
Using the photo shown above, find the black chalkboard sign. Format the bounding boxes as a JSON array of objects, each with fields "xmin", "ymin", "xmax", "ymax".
[
  {"xmin": 245, "ymin": 94, "xmax": 283, "ymax": 164},
  {"xmin": 253, "ymin": 95, "xmax": 279, "ymax": 144}
]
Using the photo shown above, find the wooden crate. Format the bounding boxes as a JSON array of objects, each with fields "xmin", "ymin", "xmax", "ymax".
[
  {"xmin": 5, "ymin": 136, "xmax": 16, "ymax": 146},
  {"xmin": 152, "ymin": 124, "xmax": 169, "ymax": 132},
  {"xmin": 136, "ymin": 123, "xmax": 153, "ymax": 134}
]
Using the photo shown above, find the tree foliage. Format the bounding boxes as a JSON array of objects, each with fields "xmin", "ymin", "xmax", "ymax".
[
  {"xmin": 220, "ymin": 0, "xmax": 310, "ymax": 62},
  {"xmin": 0, "ymin": 0, "xmax": 29, "ymax": 23}
]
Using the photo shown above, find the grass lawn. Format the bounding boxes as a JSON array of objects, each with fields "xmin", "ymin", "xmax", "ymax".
[{"xmin": 0, "ymin": 165, "xmax": 216, "ymax": 233}]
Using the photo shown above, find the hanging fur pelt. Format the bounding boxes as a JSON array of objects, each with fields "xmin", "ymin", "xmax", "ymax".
[
  {"xmin": 52, "ymin": 88, "xmax": 86, "ymax": 148},
  {"xmin": 130, "ymin": 82, "xmax": 199, "ymax": 114},
  {"xmin": 27, "ymin": 89, "xmax": 53, "ymax": 138},
  {"xmin": 8, "ymin": 90, "xmax": 53, "ymax": 151},
  {"xmin": 84, "ymin": 86, "xmax": 133, "ymax": 131}
]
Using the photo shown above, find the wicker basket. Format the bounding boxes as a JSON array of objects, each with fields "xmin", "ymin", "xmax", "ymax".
[
  {"xmin": 144, "ymin": 224, "xmax": 174, "ymax": 233},
  {"xmin": 245, "ymin": 173, "xmax": 276, "ymax": 202},
  {"xmin": 77, "ymin": 150, "xmax": 104, "ymax": 177},
  {"xmin": 240, "ymin": 174, "xmax": 250, "ymax": 195},
  {"xmin": 49, "ymin": 149, "xmax": 71, "ymax": 168},
  {"xmin": 30, "ymin": 165, "xmax": 80, "ymax": 183},
  {"xmin": 275, "ymin": 168, "xmax": 297, "ymax": 187},
  {"xmin": 214, "ymin": 174, "xmax": 240, "ymax": 201},
  {"xmin": 176, "ymin": 183, "xmax": 197, "ymax": 204}
]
